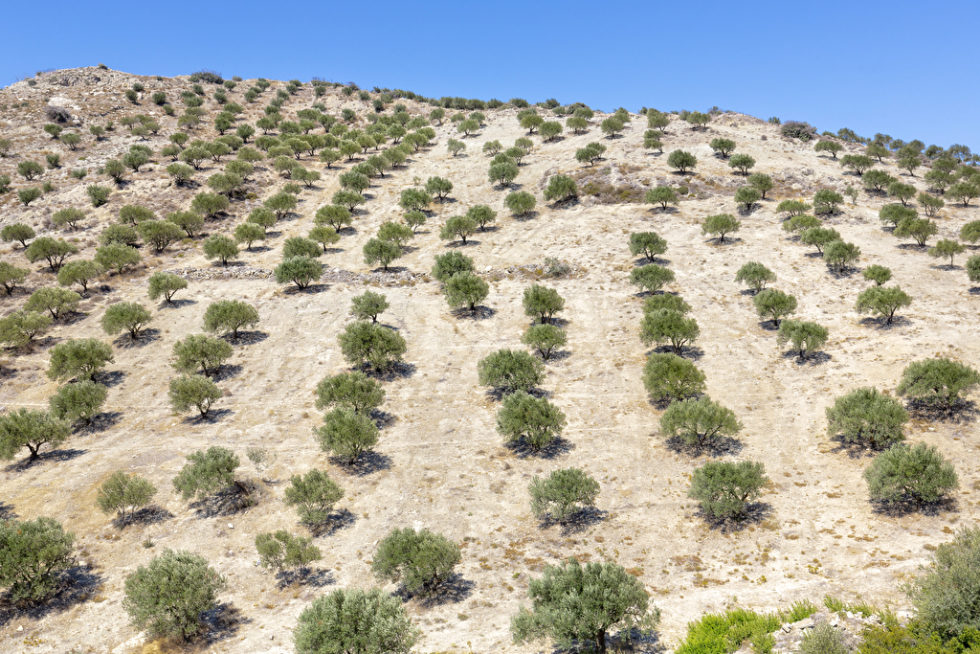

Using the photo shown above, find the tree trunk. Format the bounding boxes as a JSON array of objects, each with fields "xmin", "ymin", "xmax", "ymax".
[{"xmin": 595, "ymin": 628, "xmax": 607, "ymax": 653}]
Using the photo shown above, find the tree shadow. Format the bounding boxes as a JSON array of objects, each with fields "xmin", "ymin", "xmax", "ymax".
[
  {"xmin": 223, "ymin": 330, "xmax": 268, "ymax": 345},
  {"xmin": 539, "ymin": 349, "xmax": 571, "ymax": 363},
  {"xmin": 110, "ymin": 505, "xmax": 174, "ymax": 529},
  {"xmin": 5, "ymin": 448, "xmax": 87, "ymax": 472},
  {"xmin": 633, "ymin": 256, "xmax": 670, "ymax": 267},
  {"xmin": 513, "ymin": 211, "xmax": 539, "ymax": 222},
  {"xmin": 664, "ymin": 435, "xmax": 742, "ymax": 458},
  {"xmin": 242, "ymin": 245, "xmax": 272, "ymax": 253},
  {"xmin": 896, "ymin": 243, "xmax": 928, "ymax": 251},
  {"xmin": 79, "ymin": 410, "xmax": 122, "ymax": 434},
  {"xmin": 609, "ymin": 627, "xmax": 667, "ymax": 653},
  {"xmin": 372, "ymin": 409, "xmax": 397, "ymax": 430},
  {"xmin": 0, "ymin": 563, "xmax": 103, "ymax": 628},
  {"xmin": 858, "ymin": 316, "xmax": 912, "ymax": 330},
  {"xmin": 781, "ymin": 350, "xmax": 832, "ymax": 366},
  {"xmin": 446, "ymin": 239, "xmax": 480, "ymax": 248},
  {"xmin": 757, "ymin": 319, "xmax": 781, "ymax": 332},
  {"xmin": 95, "ymin": 369, "xmax": 125, "ymax": 387},
  {"xmin": 0, "ymin": 502, "xmax": 16, "ymax": 520},
  {"xmin": 550, "ymin": 197, "xmax": 580, "ymax": 210},
  {"xmin": 331, "ymin": 450, "xmax": 392, "ymax": 476},
  {"xmin": 182, "ymin": 407, "xmax": 233, "ymax": 425},
  {"xmin": 283, "ymin": 283, "xmax": 329, "ymax": 295},
  {"xmin": 540, "ymin": 507, "xmax": 608, "ymax": 536},
  {"xmin": 450, "ymin": 305, "xmax": 496, "ymax": 320},
  {"xmin": 651, "ymin": 344, "xmax": 704, "ymax": 360},
  {"xmin": 200, "ymin": 602, "xmax": 250, "ymax": 646},
  {"xmin": 210, "ymin": 364, "xmax": 243, "ymax": 382},
  {"xmin": 58, "ymin": 310, "xmax": 88, "ymax": 326},
  {"xmin": 398, "ymin": 574, "xmax": 475, "ymax": 607},
  {"xmin": 305, "ymin": 508, "xmax": 356, "ymax": 537},
  {"xmin": 367, "ymin": 361, "xmax": 416, "ymax": 381},
  {"xmin": 827, "ymin": 266, "xmax": 860, "ymax": 279},
  {"xmin": 112, "ymin": 328, "xmax": 161, "ymax": 349},
  {"xmin": 870, "ymin": 496, "xmax": 957, "ymax": 518},
  {"xmin": 905, "ymin": 399, "xmax": 979, "ymax": 423},
  {"xmin": 827, "ymin": 434, "xmax": 888, "ymax": 459},
  {"xmin": 190, "ymin": 481, "xmax": 259, "ymax": 517},
  {"xmin": 705, "ymin": 236, "xmax": 743, "ymax": 245},
  {"xmin": 275, "ymin": 567, "xmax": 334, "ymax": 590},
  {"xmin": 696, "ymin": 502, "xmax": 772, "ymax": 533},
  {"xmin": 370, "ymin": 266, "xmax": 409, "ymax": 274},
  {"xmin": 930, "ymin": 263, "xmax": 961, "ymax": 271},
  {"xmin": 970, "ymin": 286, "xmax": 980, "ymax": 296},
  {"xmin": 161, "ymin": 298, "xmax": 197, "ymax": 309},
  {"xmin": 506, "ymin": 435, "xmax": 573, "ymax": 459}
]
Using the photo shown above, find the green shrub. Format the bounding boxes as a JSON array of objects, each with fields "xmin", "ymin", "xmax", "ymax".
[
  {"xmin": 172, "ymin": 334, "xmax": 232, "ymax": 376},
  {"xmin": 0, "ymin": 517, "xmax": 75, "ymax": 604},
  {"xmin": 909, "ymin": 527, "xmax": 980, "ymax": 639},
  {"xmin": 202, "ymin": 234, "xmax": 238, "ymax": 265},
  {"xmin": 56, "ymin": 260, "xmax": 102, "ymax": 294},
  {"xmin": 478, "ymin": 349, "xmax": 543, "ymax": 395},
  {"xmin": 777, "ymin": 320, "xmax": 829, "ymax": 360},
  {"xmin": 702, "ymin": 214, "xmax": 741, "ymax": 242},
  {"xmin": 530, "ymin": 468, "xmax": 599, "ymax": 524},
  {"xmin": 294, "ymin": 589, "xmax": 418, "ymax": 654},
  {"xmin": 734, "ymin": 262, "xmax": 775, "ymax": 293},
  {"xmin": 667, "ymin": 150, "xmax": 697, "ymax": 173},
  {"xmin": 49, "ymin": 380, "xmax": 106, "ymax": 425},
  {"xmin": 46, "ymin": 338, "xmax": 112, "ymax": 381},
  {"xmin": 640, "ymin": 309, "xmax": 699, "ymax": 353},
  {"xmin": 123, "ymin": 550, "xmax": 225, "ymax": 641},
  {"xmin": 506, "ymin": 191, "xmax": 536, "ymax": 216},
  {"xmin": 855, "ymin": 286, "xmax": 911, "ymax": 324},
  {"xmin": 97, "ymin": 471, "xmax": 156, "ymax": 521},
  {"xmin": 752, "ymin": 288, "xmax": 797, "ymax": 326},
  {"xmin": 338, "ymin": 322, "xmax": 406, "ymax": 373},
  {"xmin": 203, "ymin": 300, "xmax": 258, "ymax": 338},
  {"xmin": 689, "ymin": 460, "xmax": 768, "ymax": 521},
  {"xmin": 373, "ymin": 527, "xmax": 460, "ymax": 595},
  {"xmin": 349, "ymin": 291, "xmax": 388, "ymax": 324},
  {"xmin": 169, "ymin": 375, "xmax": 221, "ymax": 418},
  {"xmin": 0, "ymin": 263, "xmax": 29, "ymax": 295},
  {"xmin": 512, "ymin": 558, "xmax": 659, "ymax": 653},
  {"xmin": 826, "ymin": 387, "xmax": 907, "ymax": 449},
  {"xmin": 497, "ymin": 391, "xmax": 566, "ymax": 452},
  {"xmin": 522, "ymin": 324, "xmax": 567, "ymax": 360},
  {"xmin": 799, "ymin": 622, "xmax": 850, "ymax": 654},
  {"xmin": 284, "ymin": 469, "xmax": 344, "ymax": 529},
  {"xmin": 101, "ymin": 302, "xmax": 151, "ymax": 339},
  {"xmin": 862, "ymin": 264, "xmax": 892, "ymax": 286},
  {"xmin": 660, "ymin": 397, "xmax": 741, "ymax": 450},
  {"xmin": 865, "ymin": 443, "xmax": 958, "ymax": 506},
  {"xmin": 544, "ymin": 175, "xmax": 578, "ymax": 203},
  {"xmin": 255, "ymin": 530, "xmax": 321, "ymax": 575},
  {"xmin": 317, "ymin": 408, "xmax": 378, "ymax": 465},
  {"xmin": 896, "ymin": 358, "xmax": 980, "ymax": 410},
  {"xmin": 432, "ymin": 251, "xmax": 474, "ymax": 282},
  {"xmin": 643, "ymin": 353, "xmax": 706, "ymax": 404}
]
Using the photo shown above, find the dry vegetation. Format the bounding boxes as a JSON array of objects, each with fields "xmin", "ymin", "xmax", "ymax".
[{"xmin": 0, "ymin": 66, "xmax": 978, "ymax": 653}]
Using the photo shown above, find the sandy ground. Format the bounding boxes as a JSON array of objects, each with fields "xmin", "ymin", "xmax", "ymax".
[{"xmin": 0, "ymin": 69, "xmax": 978, "ymax": 653}]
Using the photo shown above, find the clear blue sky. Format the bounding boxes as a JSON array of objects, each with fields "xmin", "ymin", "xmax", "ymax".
[{"xmin": 3, "ymin": 0, "xmax": 978, "ymax": 150}]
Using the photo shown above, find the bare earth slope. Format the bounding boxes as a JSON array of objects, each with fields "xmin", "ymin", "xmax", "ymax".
[{"xmin": 0, "ymin": 68, "xmax": 977, "ymax": 653}]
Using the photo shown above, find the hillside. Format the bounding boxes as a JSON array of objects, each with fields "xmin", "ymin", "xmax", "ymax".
[{"xmin": 0, "ymin": 67, "xmax": 978, "ymax": 653}]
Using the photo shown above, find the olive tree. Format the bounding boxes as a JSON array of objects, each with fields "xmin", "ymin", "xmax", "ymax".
[
  {"xmin": 729, "ymin": 153, "xmax": 755, "ymax": 175},
  {"xmin": 544, "ymin": 175, "xmax": 578, "ymax": 204},
  {"xmin": 350, "ymin": 291, "xmax": 389, "ymax": 323},
  {"xmin": 294, "ymin": 589, "xmax": 418, "ymax": 654},
  {"xmin": 338, "ymin": 322, "xmax": 406, "ymax": 373},
  {"xmin": 123, "ymin": 550, "xmax": 225, "ymax": 641},
  {"xmin": 284, "ymin": 469, "xmax": 344, "ymax": 530},
  {"xmin": 862, "ymin": 264, "xmax": 892, "ymax": 286},
  {"xmin": 0, "ymin": 409, "xmax": 71, "ymax": 462},
  {"xmin": 478, "ymin": 349, "xmax": 543, "ymax": 395},
  {"xmin": 823, "ymin": 239, "xmax": 861, "ymax": 273},
  {"xmin": 645, "ymin": 186, "xmax": 678, "ymax": 211},
  {"xmin": 497, "ymin": 391, "xmax": 566, "ymax": 452},
  {"xmin": 825, "ymin": 387, "xmax": 907, "ymax": 449},
  {"xmin": 97, "ymin": 471, "xmax": 156, "ymax": 522},
  {"xmin": 896, "ymin": 358, "xmax": 980, "ymax": 410},
  {"xmin": 813, "ymin": 189, "xmax": 844, "ymax": 215},
  {"xmin": 702, "ymin": 214, "xmax": 741, "ymax": 242},
  {"xmin": 735, "ymin": 186, "xmax": 760, "ymax": 212},
  {"xmin": 799, "ymin": 227, "xmax": 841, "ymax": 254},
  {"xmin": 440, "ymin": 215, "xmax": 478, "ymax": 244},
  {"xmin": 25, "ymin": 287, "xmax": 80, "ymax": 321},
  {"xmin": 865, "ymin": 443, "xmax": 958, "ymax": 507},
  {"xmin": 363, "ymin": 238, "xmax": 403, "ymax": 271},
  {"xmin": 255, "ymin": 531, "xmax": 321, "ymax": 578},
  {"xmin": 0, "ymin": 517, "xmax": 75, "ymax": 604},
  {"xmin": 642, "ymin": 353, "xmax": 705, "ymax": 404},
  {"xmin": 506, "ymin": 191, "xmax": 536, "ymax": 216},
  {"xmin": 275, "ymin": 257, "xmax": 321, "ymax": 290},
  {"xmin": 529, "ymin": 468, "xmax": 600, "ymax": 524},
  {"xmin": 101, "ymin": 302, "xmax": 152, "ymax": 339},
  {"xmin": 640, "ymin": 309, "xmax": 699, "ymax": 353},
  {"xmin": 47, "ymin": 338, "xmax": 113, "ymax": 381},
  {"xmin": 630, "ymin": 264, "xmax": 675, "ymax": 293},
  {"xmin": 522, "ymin": 324, "xmax": 567, "ymax": 360},
  {"xmin": 444, "ymin": 272, "xmax": 489, "ymax": 312},
  {"xmin": 734, "ymin": 262, "xmax": 775, "ymax": 293},
  {"xmin": 689, "ymin": 460, "xmax": 768, "ymax": 521},
  {"xmin": 894, "ymin": 218, "xmax": 938, "ymax": 247},
  {"xmin": 907, "ymin": 527, "xmax": 980, "ymax": 639},
  {"xmin": 1, "ymin": 223, "xmax": 35, "ymax": 248},
  {"xmin": 317, "ymin": 408, "xmax": 379, "ymax": 465},
  {"xmin": 25, "ymin": 237, "xmax": 78, "ymax": 271},
  {"xmin": 667, "ymin": 149, "xmax": 697, "ymax": 173},
  {"xmin": 432, "ymin": 251, "xmax": 474, "ymax": 282},
  {"xmin": 512, "ymin": 558, "xmax": 658, "ymax": 654},
  {"xmin": 748, "ymin": 173, "xmax": 773, "ymax": 199},
  {"xmin": 752, "ymin": 289, "xmax": 796, "ymax": 326},
  {"xmin": 315, "ymin": 204, "xmax": 352, "ymax": 231},
  {"xmin": 710, "ymin": 138, "xmax": 736, "ymax": 157},
  {"xmin": 169, "ymin": 375, "xmax": 221, "ymax": 418},
  {"xmin": 777, "ymin": 320, "xmax": 829, "ymax": 360},
  {"xmin": 660, "ymin": 397, "xmax": 741, "ymax": 450},
  {"xmin": 172, "ymin": 334, "xmax": 233, "ymax": 376},
  {"xmin": 57, "ymin": 260, "xmax": 102, "ymax": 294},
  {"xmin": 629, "ymin": 232, "xmax": 667, "ymax": 261},
  {"xmin": 523, "ymin": 284, "xmax": 564, "ymax": 323},
  {"xmin": 372, "ymin": 528, "xmax": 461, "ymax": 596},
  {"xmin": 203, "ymin": 300, "xmax": 259, "ymax": 338},
  {"xmin": 855, "ymin": 286, "xmax": 911, "ymax": 325},
  {"xmin": 0, "ymin": 311, "xmax": 51, "ymax": 349},
  {"xmin": 929, "ymin": 239, "xmax": 965, "ymax": 267}
]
